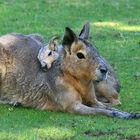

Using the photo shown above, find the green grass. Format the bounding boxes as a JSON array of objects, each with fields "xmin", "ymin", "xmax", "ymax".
[{"xmin": 0, "ymin": 0, "xmax": 140, "ymax": 139}]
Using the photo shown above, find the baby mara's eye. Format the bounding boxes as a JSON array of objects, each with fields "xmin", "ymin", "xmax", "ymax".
[
  {"xmin": 48, "ymin": 52, "xmax": 52, "ymax": 56},
  {"xmin": 76, "ymin": 52, "xmax": 85, "ymax": 59}
]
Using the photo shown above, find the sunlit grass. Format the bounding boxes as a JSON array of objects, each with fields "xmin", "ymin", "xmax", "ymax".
[
  {"xmin": 33, "ymin": 127, "xmax": 75, "ymax": 139},
  {"xmin": 92, "ymin": 21, "xmax": 121, "ymax": 27},
  {"xmin": 119, "ymin": 25, "xmax": 140, "ymax": 31},
  {"xmin": 92, "ymin": 21, "xmax": 140, "ymax": 31}
]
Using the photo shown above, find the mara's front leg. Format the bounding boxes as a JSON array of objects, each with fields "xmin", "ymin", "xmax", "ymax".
[
  {"xmin": 49, "ymin": 83, "xmax": 140, "ymax": 119},
  {"xmin": 87, "ymin": 83, "xmax": 106, "ymax": 108},
  {"xmin": 69, "ymin": 101, "xmax": 140, "ymax": 119}
]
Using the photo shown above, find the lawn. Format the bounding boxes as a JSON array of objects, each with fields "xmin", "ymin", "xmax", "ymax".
[{"xmin": 0, "ymin": 0, "xmax": 140, "ymax": 139}]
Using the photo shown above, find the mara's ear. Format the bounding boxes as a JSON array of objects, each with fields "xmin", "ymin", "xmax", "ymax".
[
  {"xmin": 79, "ymin": 22, "xmax": 90, "ymax": 40},
  {"xmin": 62, "ymin": 27, "xmax": 77, "ymax": 54},
  {"xmin": 62, "ymin": 27, "xmax": 77, "ymax": 51},
  {"xmin": 50, "ymin": 36, "xmax": 60, "ymax": 42},
  {"xmin": 48, "ymin": 36, "xmax": 60, "ymax": 51}
]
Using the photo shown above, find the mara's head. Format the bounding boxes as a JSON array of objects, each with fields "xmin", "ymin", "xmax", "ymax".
[
  {"xmin": 62, "ymin": 22, "xmax": 108, "ymax": 82},
  {"xmin": 37, "ymin": 36, "xmax": 59, "ymax": 69}
]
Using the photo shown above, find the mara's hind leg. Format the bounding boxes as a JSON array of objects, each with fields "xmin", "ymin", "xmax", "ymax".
[
  {"xmin": 0, "ymin": 64, "xmax": 6, "ymax": 83},
  {"xmin": 95, "ymin": 81, "xmax": 121, "ymax": 105},
  {"xmin": 0, "ymin": 44, "xmax": 7, "ymax": 85}
]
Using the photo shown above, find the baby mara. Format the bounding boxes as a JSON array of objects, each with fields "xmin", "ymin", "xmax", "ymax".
[{"xmin": 38, "ymin": 24, "xmax": 121, "ymax": 106}]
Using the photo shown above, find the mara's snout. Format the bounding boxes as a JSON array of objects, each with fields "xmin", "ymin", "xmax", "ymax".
[{"xmin": 96, "ymin": 63, "xmax": 108, "ymax": 82}]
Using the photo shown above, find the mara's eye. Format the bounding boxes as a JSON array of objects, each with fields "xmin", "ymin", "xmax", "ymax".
[
  {"xmin": 48, "ymin": 52, "xmax": 52, "ymax": 56},
  {"xmin": 76, "ymin": 52, "xmax": 85, "ymax": 59}
]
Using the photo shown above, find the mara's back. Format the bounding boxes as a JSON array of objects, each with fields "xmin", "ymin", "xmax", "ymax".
[{"xmin": 0, "ymin": 33, "xmax": 52, "ymax": 109}]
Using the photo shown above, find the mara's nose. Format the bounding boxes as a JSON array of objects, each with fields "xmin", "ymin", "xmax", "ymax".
[
  {"xmin": 99, "ymin": 66, "xmax": 108, "ymax": 75},
  {"xmin": 42, "ymin": 64, "xmax": 49, "ymax": 71}
]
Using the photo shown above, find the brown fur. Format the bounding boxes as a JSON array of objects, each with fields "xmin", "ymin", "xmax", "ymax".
[
  {"xmin": 38, "ymin": 30, "xmax": 121, "ymax": 106},
  {"xmin": 0, "ymin": 24, "xmax": 139, "ymax": 119},
  {"xmin": 0, "ymin": 29, "xmax": 106, "ymax": 110}
]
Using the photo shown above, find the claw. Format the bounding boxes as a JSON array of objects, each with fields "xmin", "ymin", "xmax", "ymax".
[{"xmin": 129, "ymin": 113, "xmax": 140, "ymax": 119}]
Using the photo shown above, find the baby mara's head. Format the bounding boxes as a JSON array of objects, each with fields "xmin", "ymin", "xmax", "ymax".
[{"xmin": 38, "ymin": 36, "xmax": 60, "ymax": 70}]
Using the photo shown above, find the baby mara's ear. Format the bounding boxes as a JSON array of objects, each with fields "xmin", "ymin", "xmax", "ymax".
[{"xmin": 48, "ymin": 36, "xmax": 60, "ymax": 52}]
